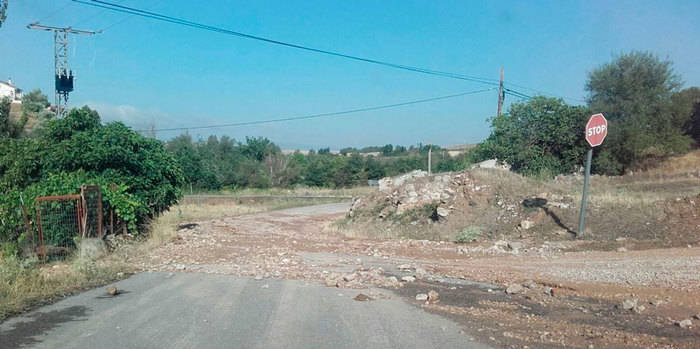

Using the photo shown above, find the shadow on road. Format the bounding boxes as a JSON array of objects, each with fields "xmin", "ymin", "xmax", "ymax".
[{"xmin": 0, "ymin": 306, "xmax": 89, "ymax": 348}]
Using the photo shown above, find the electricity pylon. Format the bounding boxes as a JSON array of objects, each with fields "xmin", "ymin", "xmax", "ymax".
[{"xmin": 27, "ymin": 22, "xmax": 100, "ymax": 117}]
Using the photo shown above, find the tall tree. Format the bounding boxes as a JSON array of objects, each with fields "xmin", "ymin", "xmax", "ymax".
[{"xmin": 586, "ymin": 51, "xmax": 691, "ymax": 173}]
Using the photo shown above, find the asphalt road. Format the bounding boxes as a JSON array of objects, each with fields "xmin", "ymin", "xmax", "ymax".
[{"xmin": 0, "ymin": 272, "xmax": 488, "ymax": 349}]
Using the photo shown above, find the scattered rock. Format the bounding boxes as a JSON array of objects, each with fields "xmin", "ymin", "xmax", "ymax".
[
  {"xmin": 416, "ymin": 293, "xmax": 429, "ymax": 301},
  {"xmin": 520, "ymin": 219, "xmax": 534, "ymax": 230},
  {"xmin": 436, "ymin": 207, "xmax": 450, "ymax": 218},
  {"xmin": 354, "ymin": 293, "xmax": 372, "ymax": 301},
  {"xmin": 693, "ymin": 314, "xmax": 700, "ymax": 320},
  {"xmin": 505, "ymin": 284, "xmax": 525, "ymax": 295},
  {"xmin": 522, "ymin": 280, "xmax": 537, "ymax": 289},
  {"xmin": 632, "ymin": 305, "xmax": 646, "ymax": 314},
  {"xmin": 508, "ymin": 241, "xmax": 523, "ymax": 251},
  {"xmin": 650, "ymin": 299, "xmax": 663, "ymax": 306},
  {"xmin": 343, "ymin": 273, "xmax": 357, "ymax": 282},
  {"xmin": 254, "ymin": 275, "xmax": 264, "ymax": 280},
  {"xmin": 397, "ymin": 264, "xmax": 412, "ymax": 270},
  {"xmin": 176, "ymin": 223, "xmax": 199, "ymax": 230},
  {"xmin": 617, "ymin": 247, "xmax": 628, "ymax": 252},
  {"xmin": 105, "ymin": 286, "xmax": 119, "ymax": 296},
  {"xmin": 544, "ymin": 287, "xmax": 554, "ymax": 297},
  {"xmin": 401, "ymin": 275, "xmax": 416, "ymax": 282},
  {"xmin": 621, "ymin": 298, "xmax": 638, "ymax": 311},
  {"xmin": 676, "ymin": 319, "xmax": 692, "ymax": 328},
  {"xmin": 427, "ymin": 290, "xmax": 439, "ymax": 303}
]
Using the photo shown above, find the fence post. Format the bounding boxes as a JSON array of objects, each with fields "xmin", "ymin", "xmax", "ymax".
[{"xmin": 35, "ymin": 204, "xmax": 45, "ymax": 262}]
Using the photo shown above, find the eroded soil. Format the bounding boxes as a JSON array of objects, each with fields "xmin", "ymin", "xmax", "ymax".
[{"xmin": 136, "ymin": 203, "xmax": 700, "ymax": 348}]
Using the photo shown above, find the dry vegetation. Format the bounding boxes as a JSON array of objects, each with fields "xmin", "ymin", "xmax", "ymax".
[
  {"xmin": 340, "ymin": 150, "xmax": 700, "ymax": 248},
  {"xmin": 0, "ymin": 191, "xmax": 353, "ymax": 321}
]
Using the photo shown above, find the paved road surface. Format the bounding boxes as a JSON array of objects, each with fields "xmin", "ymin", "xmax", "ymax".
[{"xmin": 0, "ymin": 272, "xmax": 487, "ymax": 349}]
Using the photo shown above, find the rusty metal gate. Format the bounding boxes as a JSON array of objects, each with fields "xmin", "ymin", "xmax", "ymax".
[{"xmin": 34, "ymin": 185, "xmax": 103, "ymax": 260}]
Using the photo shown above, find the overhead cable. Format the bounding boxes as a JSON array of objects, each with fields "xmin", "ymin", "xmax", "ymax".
[
  {"xmin": 136, "ymin": 88, "xmax": 496, "ymax": 132},
  {"xmin": 72, "ymin": 0, "xmax": 500, "ymax": 86}
]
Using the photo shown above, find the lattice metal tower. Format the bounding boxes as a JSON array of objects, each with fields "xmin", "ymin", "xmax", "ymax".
[{"xmin": 27, "ymin": 23, "xmax": 100, "ymax": 117}]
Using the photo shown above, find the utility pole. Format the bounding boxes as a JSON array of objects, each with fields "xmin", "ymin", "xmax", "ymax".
[
  {"xmin": 497, "ymin": 67, "xmax": 504, "ymax": 116},
  {"xmin": 27, "ymin": 23, "xmax": 100, "ymax": 118},
  {"xmin": 427, "ymin": 144, "xmax": 432, "ymax": 176}
]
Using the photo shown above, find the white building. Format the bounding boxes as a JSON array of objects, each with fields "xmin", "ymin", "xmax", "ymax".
[{"xmin": 0, "ymin": 78, "xmax": 22, "ymax": 103}]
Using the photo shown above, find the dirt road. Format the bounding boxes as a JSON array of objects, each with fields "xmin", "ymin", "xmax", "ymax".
[
  {"xmin": 4, "ymin": 203, "xmax": 698, "ymax": 348},
  {"xmin": 143, "ymin": 203, "xmax": 700, "ymax": 348}
]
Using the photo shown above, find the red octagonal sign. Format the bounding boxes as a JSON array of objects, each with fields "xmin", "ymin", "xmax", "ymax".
[{"xmin": 585, "ymin": 113, "xmax": 608, "ymax": 147}]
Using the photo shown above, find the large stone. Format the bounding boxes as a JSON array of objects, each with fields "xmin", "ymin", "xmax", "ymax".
[
  {"xmin": 415, "ymin": 293, "xmax": 428, "ymax": 301},
  {"xmin": 436, "ymin": 207, "xmax": 450, "ymax": 217},
  {"xmin": 505, "ymin": 284, "xmax": 525, "ymax": 295},
  {"xmin": 427, "ymin": 290, "xmax": 439, "ymax": 303},
  {"xmin": 79, "ymin": 238, "xmax": 106, "ymax": 260},
  {"xmin": 676, "ymin": 319, "xmax": 692, "ymax": 328},
  {"xmin": 508, "ymin": 241, "xmax": 523, "ymax": 250},
  {"xmin": 520, "ymin": 219, "xmax": 534, "ymax": 230},
  {"xmin": 621, "ymin": 298, "xmax": 638, "ymax": 310}
]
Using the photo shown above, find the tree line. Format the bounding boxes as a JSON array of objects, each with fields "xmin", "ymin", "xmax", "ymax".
[{"xmin": 165, "ymin": 135, "xmax": 466, "ymax": 190}]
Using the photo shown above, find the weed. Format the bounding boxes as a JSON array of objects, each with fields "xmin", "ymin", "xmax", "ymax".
[{"xmin": 455, "ymin": 227, "xmax": 482, "ymax": 243}]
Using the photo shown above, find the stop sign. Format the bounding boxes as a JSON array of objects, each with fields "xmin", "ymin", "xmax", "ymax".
[{"xmin": 585, "ymin": 113, "xmax": 607, "ymax": 147}]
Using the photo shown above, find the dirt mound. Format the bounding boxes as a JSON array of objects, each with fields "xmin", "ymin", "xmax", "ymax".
[{"xmin": 345, "ymin": 169, "xmax": 576, "ymax": 242}]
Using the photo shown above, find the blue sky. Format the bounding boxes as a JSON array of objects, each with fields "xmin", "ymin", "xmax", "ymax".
[{"xmin": 1, "ymin": 0, "xmax": 699, "ymax": 150}]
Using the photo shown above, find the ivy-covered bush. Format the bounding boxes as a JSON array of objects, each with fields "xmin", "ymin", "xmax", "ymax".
[{"xmin": 0, "ymin": 107, "xmax": 184, "ymax": 254}]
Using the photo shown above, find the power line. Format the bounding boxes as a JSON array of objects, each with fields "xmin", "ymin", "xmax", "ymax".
[
  {"xmin": 505, "ymin": 81, "xmax": 586, "ymax": 103},
  {"xmin": 72, "ymin": 0, "xmax": 500, "ymax": 86},
  {"xmin": 504, "ymin": 88, "xmax": 532, "ymax": 100},
  {"xmin": 136, "ymin": 88, "xmax": 496, "ymax": 132}
]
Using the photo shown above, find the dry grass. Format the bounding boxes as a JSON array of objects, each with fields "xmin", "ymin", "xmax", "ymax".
[
  {"xmin": 190, "ymin": 185, "xmax": 375, "ymax": 197},
  {"xmin": 1, "ymin": 194, "xmax": 347, "ymax": 321},
  {"xmin": 0, "ymin": 255, "xmax": 130, "ymax": 320}
]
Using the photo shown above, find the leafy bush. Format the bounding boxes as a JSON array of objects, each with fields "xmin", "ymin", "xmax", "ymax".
[
  {"xmin": 472, "ymin": 97, "xmax": 589, "ymax": 177},
  {"xmin": 0, "ymin": 107, "xmax": 184, "ymax": 249}
]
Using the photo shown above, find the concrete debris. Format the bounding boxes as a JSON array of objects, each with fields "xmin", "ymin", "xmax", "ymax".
[
  {"xmin": 378, "ymin": 170, "xmax": 428, "ymax": 191},
  {"xmin": 471, "ymin": 159, "xmax": 511, "ymax": 170}
]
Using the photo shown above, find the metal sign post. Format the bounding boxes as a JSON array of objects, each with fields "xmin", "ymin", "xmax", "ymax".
[{"xmin": 578, "ymin": 113, "xmax": 608, "ymax": 235}]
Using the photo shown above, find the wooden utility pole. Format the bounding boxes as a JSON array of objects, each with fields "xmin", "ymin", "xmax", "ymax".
[{"xmin": 497, "ymin": 67, "xmax": 504, "ymax": 116}]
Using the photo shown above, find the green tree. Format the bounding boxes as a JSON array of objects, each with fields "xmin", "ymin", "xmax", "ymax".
[
  {"xmin": 586, "ymin": 51, "xmax": 691, "ymax": 173},
  {"xmin": 0, "ymin": 97, "xmax": 24, "ymax": 138},
  {"xmin": 474, "ymin": 97, "xmax": 589, "ymax": 176}
]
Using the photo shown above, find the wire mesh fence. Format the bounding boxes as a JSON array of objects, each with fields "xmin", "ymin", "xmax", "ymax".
[
  {"xmin": 36, "ymin": 195, "xmax": 81, "ymax": 259},
  {"xmin": 34, "ymin": 184, "xmax": 106, "ymax": 261}
]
